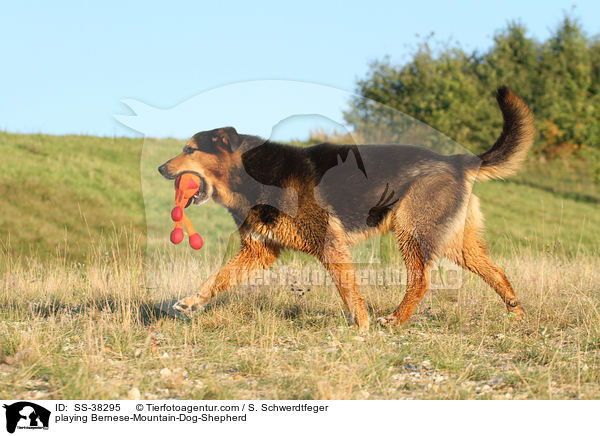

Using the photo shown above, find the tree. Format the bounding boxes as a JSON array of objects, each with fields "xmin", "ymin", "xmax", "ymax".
[{"xmin": 345, "ymin": 14, "xmax": 599, "ymax": 157}]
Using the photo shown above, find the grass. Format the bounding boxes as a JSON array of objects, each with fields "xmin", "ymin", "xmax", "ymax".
[
  {"xmin": 0, "ymin": 132, "xmax": 145, "ymax": 260},
  {"xmin": 1, "ymin": 241, "xmax": 599, "ymax": 399},
  {"xmin": 1, "ymin": 131, "xmax": 599, "ymax": 399}
]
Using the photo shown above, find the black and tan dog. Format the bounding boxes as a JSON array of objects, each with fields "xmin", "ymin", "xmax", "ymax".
[{"xmin": 158, "ymin": 87, "xmax": 534, "ymax": 330}]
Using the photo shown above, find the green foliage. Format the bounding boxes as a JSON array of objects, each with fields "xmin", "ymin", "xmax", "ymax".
[{"xmin": 345, "ymin": 14, "xmax": 600, "ymax": 157}]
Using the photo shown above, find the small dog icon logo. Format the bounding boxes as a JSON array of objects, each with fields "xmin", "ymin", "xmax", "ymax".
[{"xmin": 3, "ymin": 402, "xmax": 50, "ymax": 433}]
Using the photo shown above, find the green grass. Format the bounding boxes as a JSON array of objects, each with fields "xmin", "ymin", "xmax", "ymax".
[
  {"xmin": 474, "ymin": 180, "xmax": 599, "ymax": 256},
  {"xmin": 0, "ymin": 132, "xmax": 145, "ymax": 260}
]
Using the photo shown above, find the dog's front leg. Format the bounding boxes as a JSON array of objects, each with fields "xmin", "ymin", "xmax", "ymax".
[
  {"xmin": 319, "ymin": 238, "xmax": 370, "ymax": 331},
  {"xmin": 173, "ymin": 238, "xmax": 280, "ymax": 315}
]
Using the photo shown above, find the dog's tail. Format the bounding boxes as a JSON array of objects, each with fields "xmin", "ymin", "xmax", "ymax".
[{"xmin": 473, "ymin": 87, "xmax": 535, "ymax": 181}]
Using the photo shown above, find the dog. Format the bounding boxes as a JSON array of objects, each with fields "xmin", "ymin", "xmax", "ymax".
[{"xmin": 158, "ymin": 87, "xmax": 534, "ymax": 330}]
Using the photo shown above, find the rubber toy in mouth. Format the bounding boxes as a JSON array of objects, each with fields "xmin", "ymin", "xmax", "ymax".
[{"xmin": 170, "ymin": 172, "xmax": 204, "ymax": 250}]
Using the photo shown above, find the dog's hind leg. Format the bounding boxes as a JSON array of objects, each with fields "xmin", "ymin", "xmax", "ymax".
[
  {"xmin": 445, "ymin": 197, "xmax": 524, "ymax": 318},
  {"xmin": 379, "ymin": 174, "xmax": 463, "ymax": 326},
  {"xmin": 461, "ymin": 239, "xmax": 524, "ymax": 317},
  {"xmin": 455, "ymin": 233, "xmax": 524, "ymax": 318},
  {"xmin": 173, "ymin": 237, "xmax": 280, "ymax": 315},
  {"xmin": 379, "ymin": 230, "xmax": 430, "ymax": 325}
]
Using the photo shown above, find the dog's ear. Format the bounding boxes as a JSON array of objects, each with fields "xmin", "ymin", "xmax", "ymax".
[{"xmin": 212, "ymin": 127, "xmax": 241, "ymax": 152}]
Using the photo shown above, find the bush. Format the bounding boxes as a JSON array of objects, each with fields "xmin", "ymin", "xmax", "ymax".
[{"xmin": 345, "ymin": 14, "xmax": 600, "ymax": 157}]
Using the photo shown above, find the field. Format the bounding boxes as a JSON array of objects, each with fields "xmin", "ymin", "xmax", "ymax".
[{"xmin": 1, "ymin": 132, "xmax": 599, "ymax": 399}]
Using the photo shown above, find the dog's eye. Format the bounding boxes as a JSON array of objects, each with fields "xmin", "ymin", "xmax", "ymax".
[{"xmin": 183, "ymin": 146, "xmax": 196, "ymax": 155}]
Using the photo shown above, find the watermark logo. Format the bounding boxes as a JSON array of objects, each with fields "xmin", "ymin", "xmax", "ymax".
[{"xmin": 2, "ymin": 402, "xmax": 50, "ymax": 434}]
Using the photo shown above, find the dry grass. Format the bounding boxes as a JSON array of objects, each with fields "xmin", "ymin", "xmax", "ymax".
[{"xmin": 1, "ymin": 237, "xmax": 599, "ymax": 400}]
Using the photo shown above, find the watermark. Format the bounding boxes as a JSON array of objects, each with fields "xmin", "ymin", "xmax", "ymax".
[
  {"xmin": 3, "ymin": 402, "xmax": 51, "ymax": 434},
  {"xmin": 0, "ymin": 400, "xmax": 593, "ymax": 435},
  {"xmin": 233, "ymin": 263, "xmax": 462, "ymax": 290}
]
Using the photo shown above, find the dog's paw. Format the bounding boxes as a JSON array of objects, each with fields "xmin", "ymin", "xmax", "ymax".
[
  {"xmin": 172, "ymin": 300, "xmax": 205, "ymax": 317},
  {"xmin": 507, "ymin": 301, "xmax": 525, "ymax": 321}
]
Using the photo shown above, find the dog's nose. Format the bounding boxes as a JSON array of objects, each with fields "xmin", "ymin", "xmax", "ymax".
[{"xmin": 158, "ymin": 164, "xmax": 168, "ymax": 176}]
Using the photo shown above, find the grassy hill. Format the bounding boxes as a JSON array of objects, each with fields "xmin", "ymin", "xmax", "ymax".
[
  {"xmin": 0, "ymin": 132, "xmax": 146, "ymax": 260},
  {"xmin": 0, "ymin": 131, "xmax": 598, "ymax": 261}
]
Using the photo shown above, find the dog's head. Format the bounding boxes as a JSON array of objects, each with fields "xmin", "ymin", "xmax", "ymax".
[{"xmin": 158, "ymin": 127, "xmax": 242, "ymax": 205}]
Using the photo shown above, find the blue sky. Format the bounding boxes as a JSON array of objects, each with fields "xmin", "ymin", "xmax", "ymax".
[{"xmin": 1, "ymin": 1, "xmax": 598, "ymax": 140}]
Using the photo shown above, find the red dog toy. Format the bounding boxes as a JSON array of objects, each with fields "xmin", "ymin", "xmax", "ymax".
[{"xmin": 170, "ymin": 172, "xmax": 203, "ymax": 250}]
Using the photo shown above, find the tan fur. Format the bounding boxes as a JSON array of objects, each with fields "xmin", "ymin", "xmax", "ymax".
[
  {"xmin": 443, "ymin": 195, "xmax": 524, "ymax": 316},
  {"xmin": 346, "ymin": 213, "xmax": 394, "ymax": 246}
]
